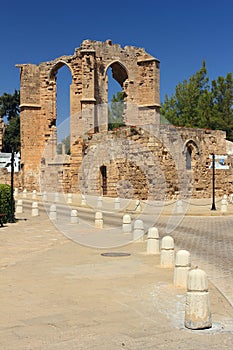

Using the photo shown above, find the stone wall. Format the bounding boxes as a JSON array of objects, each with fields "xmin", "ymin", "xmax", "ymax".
[
  {"xmin": 16, "ymin": 39, "xmax": 160, "ymax": 191},
  {"xmin": 74, "ymin": 125, "xmax": 232, "ymax": 199},
  {"xmin": 10, "ymin": 39, "xmax": 233, "ymax": 199}
]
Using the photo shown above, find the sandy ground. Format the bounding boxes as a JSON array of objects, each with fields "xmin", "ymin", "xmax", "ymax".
[{"xmin": 0, "ymin": 208, "xmax": 233, "ymax": 349}]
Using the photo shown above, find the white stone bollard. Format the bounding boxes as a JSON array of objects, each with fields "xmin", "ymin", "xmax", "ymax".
[
  {"xmin": 54, "ymin": 192, "xmax": 59, "ymax": 203},
  {"xmin": 14, "ymin": 188, "xmax": 18, "ymax": 197},
  {"xmin": 97, "ymin": 196, "xmax": 103, "ymax": 208},
  {"xmin": 147, "ymin": 227, "xmax": 160, "ymax": 254},
  {"xmin": 221, "ymin": 198, "xmax": 228, "ymax": 213},
  {"xmin": 22, "ymin": 189, "xmax": 27, "ymax": 198},
  {"xmin": 114, "ymin": 197, "xmax": 121, "ymax": 210},
  {"xmin": 42, "ymin": 191, "xmax": 47, "ymax": 201},
  {"xmin": 122, "ymin": 214, "xmax": 132, "ymax": 233},
  {"xmin": 32, "ymin": 190, "xmax": 37, "ymax": 199},
  {"xmin": 95, "ymin": 211, "xmax": 103, "ymax": 228},
  {"xmin": 133, "ymin": 219, "xmax": 144, "ymax": 242},
  {"xmin": 175, "ymin": 200, "xmax": 183, "ymax": 214},
  {"xmin": 229, "ymin": 193, "xmax": 233, "ymax": 204},
  {"xmin": 49, "ymin": 204, "xmax": 57, "ymax": 220},
  {"xmin": 160, "ymin": 235, "xmax": 175, "ymax": 268},
  {"xmin": 16, "ymin": 199, "xmax": 23, "ymax": 214},
  {"xmin": 31, "ymin": 202, "xmax": 39, "ymax": 217},
  {"xmin": 81, "ymin": 194, "xmax": 87, "ymax": 206},
  {"xmin": 70, "ymin": 209, "xmax": 78, "ymax": 224},
  {"xmin": 67, "ymin": 193, "xmax": 73, "ymax": 204},
  {"xmin": 135, "ymin": 199, "xmax": 141, "ymax": 212},
  {"xmin": 185, "ymin": 268, "xmax": 212, "ymax": 330},
  {"xmin": 174, "ymin": 250, "xmax": 191, "ymax": 288}
]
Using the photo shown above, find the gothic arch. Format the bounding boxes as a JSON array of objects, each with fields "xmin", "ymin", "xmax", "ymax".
[
  {"xmin": 184, "ymin": 139, "xmax": 200, "ymax": 170},
  {"xmin": 105, "ymin": 61, "xmax": 129, "ymax": 87},
  {"xmin": 49, "ymin": 60, "xmax": 73, "ymax": 81}
]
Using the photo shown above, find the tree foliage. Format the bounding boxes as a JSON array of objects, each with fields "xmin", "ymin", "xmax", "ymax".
[
  {"xmin": 160, "ymin": 62, "xmax": 233, "ymax": 140},
  {"xmin": 0, "ymin": 90, "xmax": 20, "ymax": 120},
  {"xmin": 0, "ymin": 184, "xmax": 14, "ymax": 223},
  {"xmin": 58, "ymin": 135, "xmax": 70, "ymax": 155},
  {"xmin": 0, "ymin": 90, "xmax": 20, "ymax": 152},
  {"xmin": 108, "ymin": 91, "xmax": 125, "ymax": 130}
]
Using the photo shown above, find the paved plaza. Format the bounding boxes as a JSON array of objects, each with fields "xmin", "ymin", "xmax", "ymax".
[{"xmin": 0, "ymin": 196, "xmax": 233, "ymax": 349}]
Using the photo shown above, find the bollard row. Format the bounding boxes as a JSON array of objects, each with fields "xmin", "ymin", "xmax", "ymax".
[{"xmin": 144, "ymin": 229, "xmax": 212, "ymax": 330}]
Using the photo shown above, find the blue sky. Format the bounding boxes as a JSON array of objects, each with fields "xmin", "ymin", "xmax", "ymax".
[{"xmin": 1, "ymin": 0, "xmax": 233, "ymax": 120}]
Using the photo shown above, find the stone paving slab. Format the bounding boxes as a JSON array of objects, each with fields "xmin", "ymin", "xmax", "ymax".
[{"xmin": 0, "ymin": 209, "xmax": 233, "ymax": 349}]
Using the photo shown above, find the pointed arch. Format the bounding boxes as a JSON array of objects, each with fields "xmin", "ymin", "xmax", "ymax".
[
  {"xmin": 105, "ymin": 61, "xmax": 129, "ymax": 87},
  {"xmin": 47, "ymin": 61, "xmax": 73, "ymax": 155},
  {"xmin": 184, "ymin": 139, "xmax": 200, "ymax": 170},
  {"xmin": 49, "ymin": 60, "xmax": 73, "ymax": 81}
]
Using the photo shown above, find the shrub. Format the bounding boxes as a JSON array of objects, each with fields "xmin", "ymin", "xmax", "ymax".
[{"xmin": 0, "ymin": 184, "xmax": 14, "ymax": 223}]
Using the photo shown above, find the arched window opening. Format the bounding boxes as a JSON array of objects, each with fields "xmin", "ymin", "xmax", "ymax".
[
  {"xmin": 185, "ymin": 140, "xmax": 199, "ymax": 171},
  {"xmin": 107, "ymin": 62, "xmax": 128, "ymax": 131},
  {"xmin": 54, "ymin": 64, "xmax": 72, "ymax": 155},
  {"xmin": 100, "ymin": 165, "xmax": 107, "ymax": 195},
  {"xmin": 186, "ymin": 146, "xmax": 192, "ymax": 170}
]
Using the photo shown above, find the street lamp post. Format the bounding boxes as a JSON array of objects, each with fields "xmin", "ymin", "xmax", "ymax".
[
  {"xmin": 8, "ymin": 150, "xmax": 15, "ymax": 223},
  {"xmin": 211, "ymin": 153, "xmax": 216, "ymax": 211}
]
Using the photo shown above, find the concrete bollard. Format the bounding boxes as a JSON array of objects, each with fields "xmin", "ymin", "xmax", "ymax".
[
  {"xmin": 97, "ymin": 196, "xmax": 103, "ymax": 208},
  {"xmin": 133, "ymin": 219, "xmax": 144, "ymax": 242},
  {"xmin": 95, "ymin": 211, "xmax": 103, "ymax": 228},
  {"xmin": 185, "ymin": 268, "xmax": 212, "ymax": 330},
  {"xmin": 122, "ymin": 214, "xmax": 132, "ymax": 233},
  {"xmin": 229, "ymin": 193, "xmax": 233, "ymax": 204},
  {"xmin": 114, "ymin": 197, "xmax": 121, "ymax": 210},
  {"xmin": 135, "ymin": 199, "xmax": 141, "ymax": 212},
  {"xmin": 175, "ymin": 200, "xmax": 183, "ymax": 214},
  {"xmin": 32, "ymin": 190, "xmax": 37, "ymax": 199},
  {"xmin": 22, "ymin": 189, "xmax": 27, "ymax": 198},
  {"xmin": 174, "ymin": 250, "xmax": 191, "ymax": 288},
  {"xmin": 147, "ymin": 227, "xmax": 160, "ymax": 254},
  {"xmin": 16, "ymin": 199, "xmax": 23, "ymax": 214},
  {"xmin": 81, "ymin": 194, "xmax": 87, "ymax": 206},
  {"xmin": 54, "ymin": 192, "xmax": 59, "ymax": 203},
  {"xmin": 42, "ymin": 191, "xmax": 47, "ymax": 201},
  {"xmin": 49, "ymin": 204, "xmax": 57, "ymax": 220},
  {"xmin": 70, "ymin": 209, "xmax": 78, "ymax": 224},
  {"xmin": 160, "ymin": 235, "xmax": 175, "ymax": 268},
  {"xmin": 31, "ymin": 202, "xmax": 39, "ymax": 217},
  {"xmin": 221, "ymin": 198, "xmax": 228, "ymax": 213},
  {"xmin": 67, "ymin": 193, "xmax": 73, "ymax": 204}
]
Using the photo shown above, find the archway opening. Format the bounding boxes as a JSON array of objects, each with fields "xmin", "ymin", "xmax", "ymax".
[
  {"xmin": 54, "ymin": 64, "xmax": 72, "ymax": 155},
  {"xmin": 185, "ymin": 140, "xmax": 199, "ymax": 171},
  {"xmin": 100, "ymin": 165, "xmax": 107, "ymax": 195},
  {"xmin": 107, "ymin": 62, "xmax": 128, "ymax": 130},
  {"xmin": 186, "ymin": 146, "xmax": 192, "ymax": 170}
]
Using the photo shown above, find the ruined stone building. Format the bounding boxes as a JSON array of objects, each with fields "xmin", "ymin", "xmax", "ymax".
[{"xmin": 5, "ymin": 39, "xmax": 233, "ymax": 198}]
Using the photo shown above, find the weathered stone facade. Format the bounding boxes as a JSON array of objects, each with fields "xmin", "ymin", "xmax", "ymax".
[{"xmin": 12, "ymin": 39, "xmax": 233, "ymax": 198}]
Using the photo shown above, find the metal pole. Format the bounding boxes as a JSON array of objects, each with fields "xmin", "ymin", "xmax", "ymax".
[
  {"xmin": 211, "ymin": 153, "xmax": 216, "ymax": 210},
  {"xmin": 9, "ymin": 150, "xmax": 15, "ymax": 223}
]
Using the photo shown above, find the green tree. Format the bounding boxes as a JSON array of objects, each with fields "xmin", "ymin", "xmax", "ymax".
[
  {"xmin": 58, "ymin": 135, "xmax": 70, "ymax": 155},
  {"xmin": 211, "ymin": 73, "xmax": 233, "ymax": 139},
  {"xmin": 0, "ymin": 90, "xmax": 20, "ymax": 152},
  {"xmin": 0, "ymin": 90, "xmax": 20, "ymax": 120},
  {"xmin": 108, "ymin": 91, "xmax": 125, "ymax": 130},
  {"xmin": 2, "ymin": 116, "xmax": 20, "ymax": 152},
  {"xmin": 161, "ymin": 63, "xmax": 233, "ymax": 140},
  {"xmin": 161, "ymin": 61, "xmax": 211, "ymax": 128}
]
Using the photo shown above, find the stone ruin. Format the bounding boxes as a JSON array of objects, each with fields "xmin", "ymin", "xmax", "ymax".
[{"xmin": 1, "ymin": 39, "xmax": 232, "ymax": 199}]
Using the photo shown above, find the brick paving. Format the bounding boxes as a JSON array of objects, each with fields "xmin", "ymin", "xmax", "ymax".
[{"xmin": 156, "ymin": 215, "xmax": 233, "ymax": 306}]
